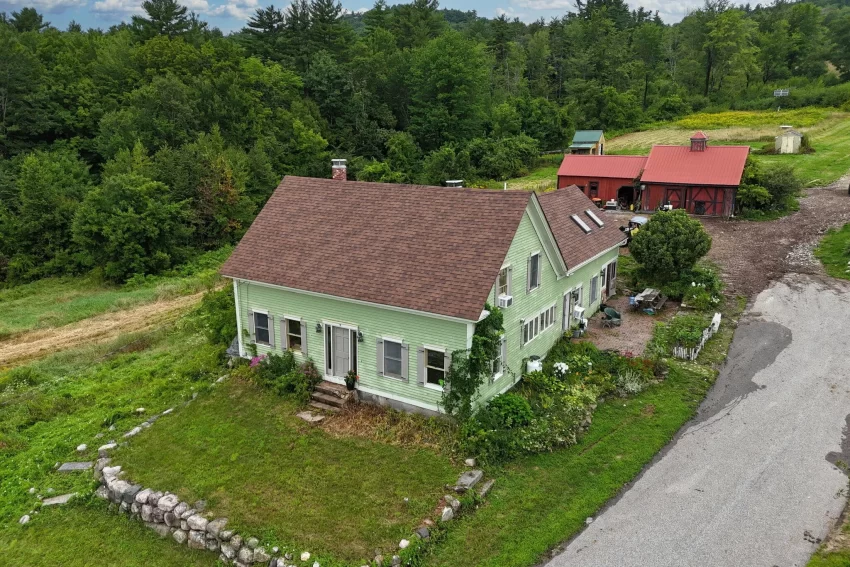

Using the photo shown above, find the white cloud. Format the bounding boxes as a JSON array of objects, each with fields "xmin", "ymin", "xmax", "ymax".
[
  {"xmin": 511, "ymin": 0, "xmax": 572, "ymax": 9},
  {"xmin": 508, "ymin": 0, "xmax": 701, "ymax": 23},
  {"xmin": 495, "ymin": 6, "xmax": 528, "ymax": 19},
  {"xmin": 207, "ymin": 0, "xmax": 259, "ymax": 20},
  {"xmin": 182, "ymin": 0, "xmax": 209, "ymax": 11},
  {"xmin": 0, "ymin": 0, "xmax": 85, "ymax": 12},
  {"xmin": 92, "ymin": 0, "xmax": 142, "ymax": 14}
]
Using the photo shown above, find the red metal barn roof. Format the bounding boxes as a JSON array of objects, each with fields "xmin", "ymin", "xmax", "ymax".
[
  {"xmin": 557, "ymin": 155, "xmax": 647, "ymax": 180},
  {"xmin": 641, "ymin": 145, "xmax": 750, "ymax": 186}
]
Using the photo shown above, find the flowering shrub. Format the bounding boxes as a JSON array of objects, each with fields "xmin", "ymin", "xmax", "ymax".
[{"xmin": 246, "ymin": 351, "xmax": 321, "ymax": 403}]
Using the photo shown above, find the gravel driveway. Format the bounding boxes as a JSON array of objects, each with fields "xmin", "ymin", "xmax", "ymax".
[{"xmin": 548, "ymin": 178, "xmax": 850, "ymax": 567}]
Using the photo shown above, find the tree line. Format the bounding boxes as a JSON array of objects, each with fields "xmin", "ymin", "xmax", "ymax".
[{"xmin": 1, "ymin": 0, "xmax": 849, "ymax": 285}]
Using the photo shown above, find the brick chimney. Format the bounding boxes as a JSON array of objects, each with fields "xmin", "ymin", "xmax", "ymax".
[
  {"xmin": 690, "ymin": 131, "xmax": 708, "ymax": 152},
  {"xmin": 332, "ymin": 159, "xmax": 347, "ymax": 181}
]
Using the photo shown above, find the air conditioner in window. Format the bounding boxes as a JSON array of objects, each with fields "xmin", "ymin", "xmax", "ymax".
[
  {"xmin": 573, "ymin": 306, "xmax": 586, "ymax": 320},
  {"xmin": 498, "ymin": 295, "xmax": 513, "ymax": 308}
]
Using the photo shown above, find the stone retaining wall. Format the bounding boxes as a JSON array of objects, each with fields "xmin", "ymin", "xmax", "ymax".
[{"xmin": 89, "ymin": 377, "xmax": 493, "ymax": 567}]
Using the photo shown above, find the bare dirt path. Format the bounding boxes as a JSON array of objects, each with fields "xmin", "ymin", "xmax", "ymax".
[
  {"xmin": 703, "ymin": 174, "xmax": 850, "ymax": 298},
  {"xmin": 0, "ymin": 291, "xmax": 205, "ymax": 368}
]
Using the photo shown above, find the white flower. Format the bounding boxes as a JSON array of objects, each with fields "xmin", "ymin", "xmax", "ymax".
[{"xmin": 691, "ymin": 282, "xmax": 696, "ymax": 286}]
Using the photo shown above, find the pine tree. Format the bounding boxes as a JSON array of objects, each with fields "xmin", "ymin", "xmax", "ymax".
[{"xmin": 131, "ymin": 0, "xmax": 190, "ymax": 39}]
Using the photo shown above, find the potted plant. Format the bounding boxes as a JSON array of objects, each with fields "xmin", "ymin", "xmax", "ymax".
[{"xmin": 344, "ymin": 369, "xmax": 359, "ymax": 391}]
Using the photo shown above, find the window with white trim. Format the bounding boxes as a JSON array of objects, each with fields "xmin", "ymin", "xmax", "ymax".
[
  {"xmin": 254, "ymin": 312, "xmax": 270, "ymax": 344},
  {"xmin": 498, "ymin": 266, "xmax": 510, "ymax": 296},
  {"xmin": 425, "ymin": 348, "xmax": 446, "ymax": 386},
  {"xmin": 522, "ymin": 303, "xmax": 557, "ymax": 345},
  {"xmin": 285, "ymin": 318, "xmax": 302, "ymax": 351},
  {"xmin": 383, "ymin": 339, "xmax": 403, "ymax": 379},
  {"xmin": 528, "ymin": 253, "xmax": 541, "ymax": 292},
  {"xmin": 492, "ymin": 335, "xmax": 506, "ymax": 379},
  {"xmin": 591, "ymin": 275, "xmax": 599, "ymax": 303}
]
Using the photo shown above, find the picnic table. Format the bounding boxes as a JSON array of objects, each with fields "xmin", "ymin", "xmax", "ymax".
[{"xmin": 631, "ymin": 288, "xmax": 667, "ymax": 312}]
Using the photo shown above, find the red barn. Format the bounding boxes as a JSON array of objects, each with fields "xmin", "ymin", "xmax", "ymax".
[
  {"xmin": 556, "ymin": 132, "xmax": 750, "ymax": 217},
  {"xmin": 640, "ymin": 133, "xmax": 750, "ymax": 217},
  {"xmin": 556, "ymin": 155, "xmax": 647, "ymax": 209}
]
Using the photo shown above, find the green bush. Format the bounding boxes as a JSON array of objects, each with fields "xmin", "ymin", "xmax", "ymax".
[
  {"xmin": 248, "ymin": 352, "xmax": 321, "ymax": 403},
  {"xmin": 655, "ymin": 314, "xmax": 711, "ymax": 350},
  {"xmin": 0, "ymin": 366, "xmax": 47, "ymax": 392},
  {"xmin": 194, "ymin": 286, "xmax": 237, "ymax": 347},
  {"xmin": 486, "ymin": 393, "xmax": 533, "ymax": 427},
  {"xmin": 661, "ymin": 264, "xmax": 723, "ymax": 301},
  {"xmin": 630, "ymin": 210, "xmax": 712, "ymax": 285}
]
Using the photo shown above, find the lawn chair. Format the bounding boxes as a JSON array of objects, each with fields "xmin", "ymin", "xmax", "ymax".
[{"xmin": 601, "ymin": 307, "xmax": 622, "ymax": 328}]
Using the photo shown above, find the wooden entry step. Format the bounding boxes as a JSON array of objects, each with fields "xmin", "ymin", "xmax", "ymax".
[{"xmin": 309, "ymin": 381, "xmax": 350, "ymax": 413}]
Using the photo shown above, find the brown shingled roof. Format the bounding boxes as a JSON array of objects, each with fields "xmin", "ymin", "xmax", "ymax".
[
  {"xmin": 220, "ymin": 176, "xmax": 531, "ymax": 321},
  {"xmin": 537, "ymin": 185, "xmax": 626, "ymax": 270}
]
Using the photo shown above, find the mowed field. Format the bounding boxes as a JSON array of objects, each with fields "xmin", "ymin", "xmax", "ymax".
[{"xmin": 607, "ymin": 109, "xmax": 850, "ymax": 187}]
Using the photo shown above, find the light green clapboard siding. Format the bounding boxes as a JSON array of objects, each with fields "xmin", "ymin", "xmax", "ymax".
[
  {"xmin": 235, "ymin": 281, "xmax": 470, "ymax": 410},
  {"xmin": 476, "ymin": 211, "xmax": 620, "ymax": 403}
]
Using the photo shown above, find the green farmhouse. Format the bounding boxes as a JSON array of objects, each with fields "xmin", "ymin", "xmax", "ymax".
[{"xmin": 221, "ymin": 175, "xmax": 624, "ymax": 414}]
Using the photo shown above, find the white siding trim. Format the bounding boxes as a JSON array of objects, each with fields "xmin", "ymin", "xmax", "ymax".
[
  {"xmin": 229, "ymin": 278, "xmax": 477, "ymax": 324},
  {"xmin": 466, "ymin": 323, "xmax": 475, "ymax": 350},
  {"xmin": 233, "ymin": 279, "xmax": 244, "ymax": 357}
]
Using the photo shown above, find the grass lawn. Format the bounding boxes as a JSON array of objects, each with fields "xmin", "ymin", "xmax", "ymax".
[
  {"xmin": 5, "ymin": 505, "xmax": 213, "ymax": 567},
  {"xmin": 0, "ymin": 324, "xmax": 225, "ymax": 552},
  {"xmin": 115, "ymin": 378, "xmax": 460, "ymax": 564},
  {"xmin": 0, "ymin": 247, "xmax": 229, "ymax": 340},
  {"xmin": 420, "ymin": 298, "xmax": 743, "ymax": 567},
  {"xmin": 815, "ymin": 224, "xmax": 850, "ymax": 280}
]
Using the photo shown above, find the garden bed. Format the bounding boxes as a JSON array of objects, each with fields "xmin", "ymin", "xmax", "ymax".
[{"xmin": 113, "ymin": 378, "xmax": 461, "ymax": 564}]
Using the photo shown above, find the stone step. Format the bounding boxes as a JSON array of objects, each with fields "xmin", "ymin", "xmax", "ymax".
[
  {"xmin": 310, "ymin": 391, "xmax": 346, "ymax": 408},
  {"xmin": 314, "ymin": 381, "xmax": 348, "ymax": 399},
  {"xmin": 58, "ymin": 462, "xmax": 93, "ymax": 472},
  {"xmin": 308, "ymin": 400, "xmax": 340, "ymax": 413}
]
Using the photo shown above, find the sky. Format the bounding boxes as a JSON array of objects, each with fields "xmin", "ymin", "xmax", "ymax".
[{"xmin": 0, "ymin": 0, "xmax": 705, "ymax": 33}]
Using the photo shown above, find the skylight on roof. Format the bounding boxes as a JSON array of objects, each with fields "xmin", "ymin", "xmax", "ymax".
[
  {"xmin": 585, "ymin": 209, "xmax": 604, "ymax": 227},
  {"xmin": 571, "ymin": 214, "xmax": 592, "ymax": 233}
]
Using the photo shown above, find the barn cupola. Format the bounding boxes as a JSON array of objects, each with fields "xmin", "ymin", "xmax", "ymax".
[{"xmin": 690, "ymin": 131, "xmax": 708, "ymax": 152}]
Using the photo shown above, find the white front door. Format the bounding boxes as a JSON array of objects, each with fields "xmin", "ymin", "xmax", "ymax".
[{"xmin": 325, "ymin": 324, "xmax": 357, "ymax": 382}]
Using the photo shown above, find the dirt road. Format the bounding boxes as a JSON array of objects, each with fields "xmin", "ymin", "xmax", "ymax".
[{"xmin": 0, "ymin": 292, "xmax": 205, "ymax": 367}]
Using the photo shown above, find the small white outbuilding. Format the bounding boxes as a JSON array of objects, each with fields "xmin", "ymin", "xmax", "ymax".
[{"xmin": 775, "ymin": 125, "xmax": 803, "ymax": 154}]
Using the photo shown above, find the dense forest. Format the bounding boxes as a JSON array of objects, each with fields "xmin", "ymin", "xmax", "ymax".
[{"xmin": 1, "ymin": 0, "xmax": 850, "ymax": 285}]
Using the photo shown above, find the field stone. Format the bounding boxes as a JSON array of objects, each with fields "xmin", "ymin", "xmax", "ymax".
[
  {"xmin": 398, "ymin": 539, "xmax": 409, "ymax": 550},
  {"xmin": 173, "ymin": 502, "xmax": 188, "ymax": 517},
  {"xmin": 456, "ymin": 470, "xmax": 483, "ymax": 490},
  {"xmin": 246, "ymin": 537, "xmax": 259, "ymax": 549},
  {"xmin": 152, "ymin": 507, "xmax": 165, "ymax": 523},
  {"xmin": 464, "ymin": 458, "xmax": 476, "ymax": 467},
  {"xmin": 253, "ymin": 547, "xmax": 270, "ymax": 563},
  {"xmin": 141, "ymin": 505, "xmax": 153, "ymax": 522},
  {"xmin": 301, "ymin": 551, "xmax": 311, "ymax": 561},
  {"xmin": 147, "ymin": 491, "xmax": 163, "ymax": 506},
  {"xmin": 147, "ymin": 522, "xmax": 170, "ymax": 538},
  {"xmin": 440, "ymin": 507, "xmax": 454, "ymax": 522},
  {"xmin": 157, "ymin": 493, "xmax": 180, "ymax": 512},
  {"xmin": 95, "ymin": 432, "xmax": 105, "ymax": 439},
  {"xmin": 180, "ymin": 507, "xmax": 196, "ymax": 520},
  {"xmin": 101, "ymin": 465, "xmax": 121, "ymax": 480},
  {"xmin": 135, "ymin": 488, "xmax": 152, "ymax": 504},
  {"xmin": 188, "ymin": 530, "xmax": 206, "ymax": 550},
  {"xmin": 173, "ymin": 529, "xmax": 188, "ymax": 545},
  {"xmin": 95, "ymin": 486, "xmax": 110, "ymax": 500},
  {"xmin": 164, "ymin": 512, "xmax": 178, "ymax": 527},
  {"xmin": 131, "ymin": 502, "xmax": 140, "ymax": 515},
  {"xmin": 123, "ymin": 427, "xmax": 142, "ymax": 438},
  {"xmin": 205, "ymin": 536, "xmax": 219, "ymax": 552},
  {"xmin": 76, "ymin": 444, "xmax": 87, "ymax": 452},
  {"xmin": 219, "ymin": 529, "xmax": 234, "ymax": 541},
  {"xmin": 119, "ymin": 501, "xmax": 130, "ymax": 514},
  {"xmin": 478, "ymin": 479, "xmax": 495, "ymax": 498},
  {"xmin": 220, "ymin": 542, "xmax": 238, "ymax": 560},
  {"xmin": 237, "ymin": 546, "xmax": 253, "ymax": 563},
  {"xmin": 392, "ymin": 555, "xmax": 401, "ymax": 566},
  {"xmin": 186, "ymin": 514, "xmax": 208, "ymax": 531},
  {"xmin": 230, "ymin": 534, "xmax": 243, "ymax": 549},
  {"xmin": 180, "ymin": 520, "xmax": 188, "ymax": 531},
  {"xmin": 122, "ymin": 484, "xmax": 142, "ymax": 504},
  {"xmin": 19, "ymin": 515, "xmax": 30, "ymax": 525},
  {"xmin": 415, "ymin": 527, "xmax": 430, "ymax": 541},
  {"xmin": 206, "ymin": 517, "xmax": 228, "ymax": 538},
  {"xmin": 445, "ymin": 495, "xmax": 461, "ymax": 512}
]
